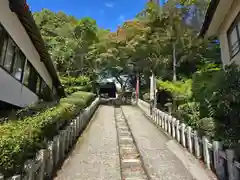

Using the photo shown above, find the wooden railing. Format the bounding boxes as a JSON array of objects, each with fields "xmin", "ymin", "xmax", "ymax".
[{"xmin": 138, "ymin": 99, "xmax": 240, "ymax": 180}]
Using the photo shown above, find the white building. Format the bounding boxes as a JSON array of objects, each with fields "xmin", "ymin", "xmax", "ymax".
[
  {"xmin": 200, "ymin": 0, "xmax": 240, "ymax": 66},
  {"xmin": 0, "ymin": 0, "xmax": 65, "ymax": 109}
]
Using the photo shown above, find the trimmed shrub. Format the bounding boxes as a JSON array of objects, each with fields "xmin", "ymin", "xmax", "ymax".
[
  {"xmin": 0, "ymin": 91, "xmax": 95, "ymax": 176},
  {"xmin": 157, "ymin": 79, "xmax": 192, "ymax": 108}
]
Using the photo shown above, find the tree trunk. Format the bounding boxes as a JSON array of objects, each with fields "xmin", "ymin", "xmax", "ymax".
[{"xmin": 173, "ymin": 42, "xmax": 177, "ymax": 81}]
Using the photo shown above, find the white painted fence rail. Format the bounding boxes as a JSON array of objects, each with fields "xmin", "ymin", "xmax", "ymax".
[
  {"xmin": 138, "ymin": 99, "xmax": 240, "ymax": 180},
  {"xmin": 0, "ymin": 98, "xmax": 100, "ymax": 180}
]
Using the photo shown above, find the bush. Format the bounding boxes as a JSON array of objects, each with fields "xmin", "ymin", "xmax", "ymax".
[
  {"xmin": 0, "ymin": 91, "xmax": 95, "ymax": 176},
  {"xmin": 192, "ymin": 63, "xmax": 240, "ymax": 146},
  {"xmin": 65, "ymin": 86, "xmax": 91, "ymax": 95},
  {"xmin": 0, "ymin": 100, "xmax": 58, "ymax": 122},
  {"xmin": 157, "ymin": 79, "xmax": 192, "ymax": 105},
  {"xmin": 60, "ymin": 76, "xmax": 92, "ymax": 88},
  {"xmin": 175, "ymin": 102, "xmax": 200, "ymax": 129}
]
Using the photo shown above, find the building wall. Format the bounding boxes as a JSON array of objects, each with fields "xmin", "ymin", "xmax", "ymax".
[
  {"xmin": 0, "ymin": 0, "xmax": 53, "ymax": 88},
  {"xmin": 218, "ymin": 0, "xmax": 240, "ymax": 65},
  {"xmin": 0, "ymin": 68, "xmax": 38, "ymax": 107}
]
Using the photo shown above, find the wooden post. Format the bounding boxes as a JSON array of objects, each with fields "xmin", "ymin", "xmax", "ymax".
[
  {"xmin": 172, "ymin": 118, "xmax": 176, "ymax": 138},
  {"xmin": 168, "ymin": 116, "xmax": 172, "ymax": 135},
  {"xmin": 39, "ymin": 149, "xmax": 47, "ymax": 180},
  {"xmin": 213, "ymin": 141, "xmax": 226, "ymax": 179},
  {"xmin": 165, "ymin": 114, "xmax": 168, "ymax": 131},
  {"xmin": 24, "ymin": 160, "xmax": 35, "ymax": 180},
  {"xmin": 226, "ymin": 149, "xmax": 239, "ymax": 180},
  {"xmin": 55, "ymin": 135, "xmax": 60, "ymax": 165},
  {"xmin": 181, "ymin": 123, "xmax": 186, "ymax": 147},
  {"xmin": 47, "ymin": 141, "xmax": 53, "ymax": 176},
  {"xmin": 0, "ymin": 174, "xmax": 3, "ymax": 180},
  {"xmin": 11, "ymin": 175, "xmax": 21, "ymax": 180},
  {"xmin": 193, "ymin": 130, "xmax": 200, "ymax": 158},
  {"xmin": 160, "ymin": 112, "xmax": 163, "ymax": 127},
  {"xmin": 176, "ymin": 120, "xmax": 180, "ymax": 142},
  {"xmin": 187, "ymin": 126, "xmax": 193, "ymax": 153},
  {"xmin": 202, "ymin": 136, "xmax": 210, "ymax": 169}
]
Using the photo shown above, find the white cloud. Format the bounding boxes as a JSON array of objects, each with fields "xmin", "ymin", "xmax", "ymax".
[
  {"xmin": 105, "ymin": 2, "xmax": 114, "ymax": 8},
  {"xmin": 118, "ymin": 15, "xmax": 125, "ymax": 22}
]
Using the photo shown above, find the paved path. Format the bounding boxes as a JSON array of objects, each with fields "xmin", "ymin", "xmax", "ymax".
[
  {"xmin": 54, "ymin": 105, "xmax": 121, "ymax": 180},
  {"xmin": 122, "ymin": 105, "xmax": 213, "ymax": 180},
  {"xmin": 54, "ymin": 105, "xmax": 214, "ymax": 180}
]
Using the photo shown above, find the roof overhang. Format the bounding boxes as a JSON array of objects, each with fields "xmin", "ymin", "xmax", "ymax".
[
  {"xmin": 8, "ymin": 0, "xmax": 65, "ymax": 97},
  {"xmin": 199, "ymin": 0, "xmax": 233, "ymax": 38}
]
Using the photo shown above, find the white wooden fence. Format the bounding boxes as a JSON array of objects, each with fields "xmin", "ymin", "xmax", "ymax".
[
  {"xmin": 0, "ymin": 98, "xmax": 100, "ymax": 180},
  {"xmin": 138, "ymin": 99, "xmax": 240, "ymax": 180}
]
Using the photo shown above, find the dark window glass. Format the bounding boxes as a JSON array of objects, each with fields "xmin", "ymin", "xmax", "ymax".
[
  {"xmin": 228, "ymin": 13, "xmax": 240, "ymax": 58},
  {"xmin": 36, "ymin": 75, "xmax": 41, "ymax": 94},
  {"xmin": 0, "ymin": 26, "xmax": 4, "ymax": 61},
  {"xmin": 0, "ymin": 33, "xmax": 8, "ymax": 66},
  {"xmin": 28, "ymin": 66, "xmax": 38, "ymax": 93},
  {"xmin": 12, "ymin": 49, "xmax": 26, "ymax": 81},
  {"xmin": 23, "ymin": 61, "xmax": 31, "ymax": 86},
  {"xmin": 3, "ymin": 38, "xmax": 15, "ymax": 72}
]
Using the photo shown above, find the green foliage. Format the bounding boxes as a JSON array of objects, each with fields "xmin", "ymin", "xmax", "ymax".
[
  {"xmin": 0, "ymin": 91, "xmax": 95, "ymax": 176},
  {"xmin": 176, "ymin": 102, "xmax": 200, "ymax": 128},
  {"xmin": 60, "ymin": 76, "xmax": 92, "ymax": 95},
  {"xmin": 158, "ymin": 79, "xmax": 192, "ymax": 102}
]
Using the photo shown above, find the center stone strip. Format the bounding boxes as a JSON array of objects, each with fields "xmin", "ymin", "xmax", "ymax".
[{"xmin": 114, "ymin": 107, "xmax": 149, "ymax": 180}]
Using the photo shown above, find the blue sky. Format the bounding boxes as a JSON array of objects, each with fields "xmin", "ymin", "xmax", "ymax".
[{"xmin": 27, "ymin": 0, "xmax": 164, "ymax": 31}]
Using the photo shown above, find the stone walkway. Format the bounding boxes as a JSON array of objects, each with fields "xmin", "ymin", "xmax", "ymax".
[
  {"xmin": 54, "ymin": 105, "xmax": 121, "ymax": 180},
  {"xmin": 54, "ymin": 105, "xmax": 214, "ymax": 180},
  {"xmin": 122, "ymin": 105, "xmax": 213, "ymax": 180}
]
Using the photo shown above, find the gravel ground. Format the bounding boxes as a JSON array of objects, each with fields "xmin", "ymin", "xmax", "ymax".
[
  {"xmin": 122, "ymin": 105, "xmax": 206, "ymax": 180},
  {"xmin": 54, "ymin": 105, "xmax": 121, "ymax": 180}
]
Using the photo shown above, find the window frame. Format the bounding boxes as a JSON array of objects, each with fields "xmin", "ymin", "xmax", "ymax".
[
  {"xmin": 0, "ymin": 24, "xmax": 54, "ymax": 99},
  {"xmin": 227, "ymin": 12, "xmax": 240, "ymax": 59}
]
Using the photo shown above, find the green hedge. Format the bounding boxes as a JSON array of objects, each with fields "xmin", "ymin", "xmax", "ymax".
[
  {"xmin": 65, "ymin": 86, "xmax": 91, "ymax": 96},
  {"xmin": 157, "ymin": 79, "xmax": 192, "ymax": 105},
  {"xmin": 0, "ymin": 91, "xmax": 95, "ymax": 176}
]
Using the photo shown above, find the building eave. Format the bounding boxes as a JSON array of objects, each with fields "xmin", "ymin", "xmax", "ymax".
[
  {"xmin": 8, "ymin": 0, "xmax": 65, "ymax": 97},
  {"xmin": 199, "ymin": 0, "xmax": 220, "ymax": 37}
]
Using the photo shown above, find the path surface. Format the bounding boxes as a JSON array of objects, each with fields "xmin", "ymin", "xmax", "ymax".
[
  {"xmin": 122, "ymin": 105, "xmax": 213, "ymax": 180},
  {"xmin": 54, "ymin": 105, "xmax": 213, "ymax": 180},
  {"xmin": 54, "ymin": 105, "xmax": 121, "ymax": 180}
]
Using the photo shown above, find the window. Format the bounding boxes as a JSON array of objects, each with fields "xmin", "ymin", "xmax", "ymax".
[
  {"xmin": 12, "ymin": 49, "xmax": 26, "ymax": 81},
  {"xmin": 0, "ymin": 33, "xmax": 8, "ymax": 66},
  {"xmin": 228, "ymin": 13, "xmax": 240, "ymax": 58},
  {"xmin": 3, "ymin": 38, "xmax": 16, "ymax": 72},
  {"xmin": 28, "ymin": 66, "xmax": 38, "ymax": 93},
  {"xmin": 23, "ymin": 61, "xmax": 31, "ymax": 86},
  {"xmin": 36, "ymin": 75, "xmax": 41, "ymax": 94}
]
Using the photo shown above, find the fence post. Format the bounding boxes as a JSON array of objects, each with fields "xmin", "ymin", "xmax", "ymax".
[
  {"xmin": 168, "ymin": 116, "xmax": 172, "ymax": 135},
  {"xmin": 226, "ymin": 149, "xmax": 239, "ymax": 180},
  {"xmin": 39, "ymin": 149, "xmax": 48, "ymax": 180},
  {"xmin": 11, "ymin": 175, "xmax": 21, "ymax": 180},
  {"xmin": 157, "ymin": 110, "xmax": 160, "ymax": 126},
  {"xmin": 172, "ymin": 118, "xmax": 176, "ymax": 138},
  {"xmin": 24, "ymin": 160, "xmax": 35, "ymax": 180},
  {"xmin": 0, "ymin": 174, "xmax": 3, "ymax": 180},
  {"xmin": 181, "ymin": 123, "xmax": 186, "ymax": 147},
  {"xmin": 160, "ymin": 112, "xmax": 163, "ymax": 127},
  {"xmin": 187, "ymin": 126, "xmax": 193, "ymax": 153},
  {"xmin": 54, "ymin": 135, "xmax": 60, "ymax": 165},
  {"xmin": 213, "ymin": 141, "xmax": 226, "ymax": 180},
  {"xmin": 165, "ymin": 114, "xmax": 168, "ymax": 131},
  {"xmin": 176, "ymin": 120, "xmax": 180, "ymax": 142},
  {"xmin": 202, "ymin": 136, "xmax": 210, "ymax": 169},
  {"xmin": 47, "ymin": 141, "xmax": 53, "ymax": 176},
  {"xmin": 193, "ymin": 130, "xmax": 200, "ymax": 159}
]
